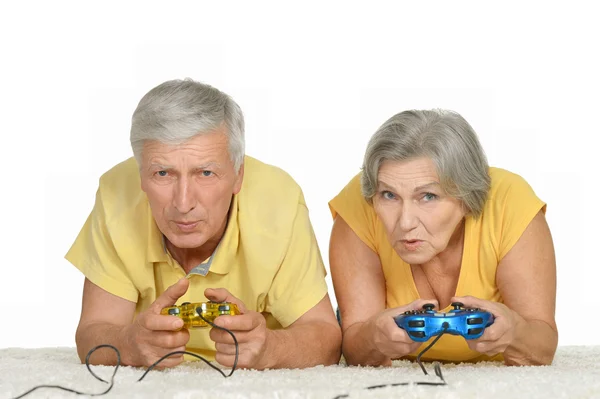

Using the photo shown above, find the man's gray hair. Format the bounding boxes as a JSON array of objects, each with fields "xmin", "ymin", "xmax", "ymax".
[
  {"xmin": 130, "ymin": 78, "xmax": 245, "ymax": 171},
  {"xmin": 361, "ymin": 109, "xmax": 490, "ymax": 217}
]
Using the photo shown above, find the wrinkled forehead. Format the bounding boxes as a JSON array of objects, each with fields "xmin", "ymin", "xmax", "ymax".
[
  {"xmin": 141, "ymin": 131, "xmax": 231, "ymax": 167},
  {"xmin": 377, "ymin": 157, "xmax": 441, "ymax": 188}
]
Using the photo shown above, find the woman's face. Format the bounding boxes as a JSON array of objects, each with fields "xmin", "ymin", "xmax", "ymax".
[{"xmin": 372, "ymin": 157, "xmax": 466, "ymax": 265}]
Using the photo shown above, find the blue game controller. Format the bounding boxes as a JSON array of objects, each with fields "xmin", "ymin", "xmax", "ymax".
[{"xmin": 394, "ymin": 302, "xmax": 494, "ymax": 342}]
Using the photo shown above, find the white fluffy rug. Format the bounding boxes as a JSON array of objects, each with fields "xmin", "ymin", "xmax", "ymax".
[{"xmin": 0, "ymin": 346, "xmax": 597, "ymax": 398}]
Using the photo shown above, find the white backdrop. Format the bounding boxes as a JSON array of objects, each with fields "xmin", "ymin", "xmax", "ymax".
[{"xmin": 1, "ymin": 1, "xmax": 598, "ymax": 348}]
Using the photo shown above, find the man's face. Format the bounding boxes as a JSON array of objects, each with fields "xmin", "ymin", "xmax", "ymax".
[{"xmin": 140, "ymin": 127, "xmax": 244, "ymax": 250}]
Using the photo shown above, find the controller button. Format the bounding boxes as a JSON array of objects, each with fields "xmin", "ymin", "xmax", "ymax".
[
  {"xmin": 409, "ymin": 331, "xmax": 426, "ymax": 338},
  {"xmin": 181, "ymin": 302, "xmax": 191, "ymax": 306},
  {"xmin": 168, "ymin": 308, "xmax": 180, "ymax": 315},
  {"xmin": 468, "ymin": 327, "xmax": 483, "ymax": 335},
  {"xmin": 467, "ymin": 317, "xmax": 483, "ymax": 325},
  {"xmin": 422, "ymin": 303, "xmax": 435, "ymax": 311},
  {"xmin": 451, "ymin": 302, "xmax": 464, "ymax": 310},
  {"xmin": 408, "ymin": 320, "xmax": 425, "ymax": 327},
  {"xmin": 218, "ymin": 305, "xmax": 230, "ymax": 312}
]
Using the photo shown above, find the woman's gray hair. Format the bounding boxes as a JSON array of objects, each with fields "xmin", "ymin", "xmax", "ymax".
[
  {"xmin": 361, "ymin": 109, "xmax": 490, "ymax": 217},
  {"xmin": 130, "ymin": 78, "xmax": 245, "ymax": 172}
]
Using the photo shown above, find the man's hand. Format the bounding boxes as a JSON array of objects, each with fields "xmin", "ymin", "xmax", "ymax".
[
  {"xmin": 366, "ymin": 299, "xmax": 439, "ymax": 360},
  {"xmin": 205, "ymin": 288, "xmax": 273, "ymax": 369},
  {"xmin": 451, "ymin": 295, "xmax": 522, "ymax": 357},
  {"xmin": 123, "ymin": 278, "xmax": 191, "ymax": 368}
]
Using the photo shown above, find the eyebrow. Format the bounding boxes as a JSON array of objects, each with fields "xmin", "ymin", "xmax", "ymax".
[
  {"xmin": 414, "ymin": 182, "xmax": 441, "ymax": 191},
  {"xmin": 148, "ymin": 163, "xmax": 174, "ymax": 171},
  {"xmin": 148, "ymin": 162, "xmax": 222, "ymax": 171},
  {"xmin": 377, "ymin": 180, "xmax": 441, "ymax": 192}
]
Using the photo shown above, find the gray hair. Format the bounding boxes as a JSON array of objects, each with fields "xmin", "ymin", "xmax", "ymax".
[
  {"xmin": 130, "ymin": 78, "xmax": 245, "ymax": 171},
  {"xmin": 361, "ymin": 109, "xmax": 490, "ymax": 217}
]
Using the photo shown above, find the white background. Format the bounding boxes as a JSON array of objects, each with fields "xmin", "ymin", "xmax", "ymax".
[{"xmin": 1, "ymin": 1, "xmax": 598, "ymax": 348}]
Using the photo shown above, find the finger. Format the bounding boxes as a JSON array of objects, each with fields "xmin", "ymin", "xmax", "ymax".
[
  {"xmin": 450, "ymin": 295, "xmax": 490, "ymax": 310},
  {"xmin": 387, "ymin": 298, "xmax": 439, "ymax": 318},
  {"xmin": 215, "ymin": 352, "xmax": 242, "ymax": 369},
  {"xmin": 151, "ymin": 278, "xmax": 190, "ymax": 312},
  {"xmin": 411, "ymin": 298, "xmax": 440, "ymax": 311},
  {"xmin": 141, "ymin": 313, "xmax": 185, "ymax": 331},
  {"xmin": 215, "ymin": 342, "xmax": 239, "ymax": 356},
  {"xmin": 204, "ymin": 288, "xmax": 248, "ymax": 313},
  {"xmin": 152, "ymin": 330, "xmax": 191, "ymax": 348},
  {"xmin": 210, "ymin": 327, "xmax": 251, "ymax": 344},
  {"xmin": 148, "ymin": 350, "xmax": 186, "ymax": 369},
  {"xmin": 387, "ymin": 327, "xmax": 415, "ymax": 344},
  {"xmin": 213, "ymin": 313, "xmax": 261, "ymax": 331},
  {"xmin": 470, "ymin": 340, "xmax": 501, "ymax": 357}
]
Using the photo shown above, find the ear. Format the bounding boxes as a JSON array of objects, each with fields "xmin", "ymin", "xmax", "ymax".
[{"xmin": 232, "ymin": 162, "xmax": 244, "ymax": 195}]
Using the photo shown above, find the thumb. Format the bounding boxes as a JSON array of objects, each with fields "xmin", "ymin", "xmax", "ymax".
[
  {"xmin": 451, "ymin": 295, "xmax": 485, "ymax": 310},
  {"xmin": 204, "ymin": 288, "xmax": 247, "ymax": 313},
  {"xmin": 391, "ymin": 298, "xmax": 439, "ymax": 317},
  {"xmin": 151, "ymin": 278, "xmax": 190, "ymax": 313}
]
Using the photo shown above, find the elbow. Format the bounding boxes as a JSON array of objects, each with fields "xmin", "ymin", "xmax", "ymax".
[
  {"xmin": 322, "ymin": 324, "xmax": 343, "ymax": 366},
  {"xmin": 505, "ymin": 351, "xmax": 556, "ymax": 366},
  {"xmin": 74, "ymin": 325, "xmax": 89, "ymax": 364},
  {"xmin": 505, "ymin": 328, "xmax": 558, "ymax": 366}
]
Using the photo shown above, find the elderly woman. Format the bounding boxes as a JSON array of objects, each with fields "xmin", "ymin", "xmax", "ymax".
[{"xmin": 328, "ymin": 109, "xmax": 557, "ymax": 366}]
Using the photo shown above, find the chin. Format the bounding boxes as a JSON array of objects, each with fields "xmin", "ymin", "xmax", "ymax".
[
  {"xmin": 396, "ymin": 250, "xmax": 433, "ymax": 265},
  {"xmin": 166, "ymin": 232, "xmax": 207, "ymax": 249}
]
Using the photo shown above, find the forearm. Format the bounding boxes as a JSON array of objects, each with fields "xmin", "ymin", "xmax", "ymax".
[
  {"xmin": 262, "ymin": 321, "xmax": 342, "ymax": 369},
  {"xmin": 75, "ymin": 322, "xmax": 132, "ymax": 366},
  {"xmin": 504, "ymin": 318, "xmax": 558, "ymax": 366},
  {"xmin": 342, "ymin": 321, "xmax": 390, "ymax": 367}
]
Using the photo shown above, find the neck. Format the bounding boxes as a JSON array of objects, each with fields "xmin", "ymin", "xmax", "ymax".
[{"xmin": 421, "ymin": 218, "xmax": 466, "ymax": 274}]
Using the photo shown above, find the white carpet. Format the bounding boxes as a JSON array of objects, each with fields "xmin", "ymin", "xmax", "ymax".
[{"xmin": 0, "ymin": 346, "xmax": 597, "ymax": 398}]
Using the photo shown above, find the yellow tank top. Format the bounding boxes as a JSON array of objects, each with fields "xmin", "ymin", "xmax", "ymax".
[{"xmin": 329, "ymin": 167, "xmax": 546, "ymax": 362}]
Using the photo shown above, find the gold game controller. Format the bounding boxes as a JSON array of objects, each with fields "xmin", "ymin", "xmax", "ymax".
[{"xmin": 161, "ymin": 301, "xmax": 241, "ymax": 329}]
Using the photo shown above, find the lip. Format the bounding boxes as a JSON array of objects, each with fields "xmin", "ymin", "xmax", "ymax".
[
  {"xmin": 174, "ymin": 221, "xmax": 199, "ymax": 232},
  {"xmin": 400, "ymin": 239, "xmax": 423, "ymax": 251}
]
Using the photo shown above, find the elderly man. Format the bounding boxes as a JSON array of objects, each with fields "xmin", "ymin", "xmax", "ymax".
[{"xmin": 66, "ymin": 78, "xmax": 341, "ymax": 370}]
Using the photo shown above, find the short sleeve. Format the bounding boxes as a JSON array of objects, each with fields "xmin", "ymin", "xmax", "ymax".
[
  {"xmin": 265, "ymin": 199, "xmax": 328, "ymax": 328},
  {"xmin": 65, "ymin": 188, "xmax": 139, "ymax": 302},
  {"xmin": 492, "ymin": 171, "xmax": 547, "ymax": 260},
  {"xmin": 328, "ymin": 173, "xmax": 378, "ymax": 252}
]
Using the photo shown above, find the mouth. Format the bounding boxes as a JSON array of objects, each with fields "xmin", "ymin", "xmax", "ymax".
[
  {"xmin": 173, "ymin": 221, "xmax": 200, "ymax": 232},
  {"xmin": 400, "ymin": 239, "xmax": 423, "ymax": 251}
]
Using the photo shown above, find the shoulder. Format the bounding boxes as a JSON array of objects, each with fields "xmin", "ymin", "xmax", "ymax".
[
  {"xmin": 242, "ymin": 155, "xmax": 303, "ymax": 199},
  {"xmin": 96, "ymin": 157, "xmax": 146, "ymax": 225},
  {"xmin": 238, "ymin": 156, "xmax": 305, "ymax": 236},
  {"xmin": 487, "ymin": 167, "xmax": 540, "ymax": 205}
]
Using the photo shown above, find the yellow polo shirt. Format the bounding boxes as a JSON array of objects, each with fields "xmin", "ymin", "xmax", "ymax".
[
  {"xmin": 329, "ymin": 167, "xmax": 546, "ymax": 363},
  {"xmin": 66, "ymin": 155, "xmax": 328, "ymax": 361}
]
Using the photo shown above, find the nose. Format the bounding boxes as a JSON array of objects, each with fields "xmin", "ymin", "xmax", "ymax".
[
  {"xmin": 173, "ymin": 177, "xmax": 196, "ymax": 214},
  {"xmin": 398, "ymin": 202, "xmax": 418, "ymax": 232}
]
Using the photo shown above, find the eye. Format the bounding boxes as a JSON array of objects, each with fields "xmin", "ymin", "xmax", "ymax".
[
  {"xmin": 381, "ymin": 190, "xmax": 396, "ymax": 200},
  {"xmin": 202, "ymin": 170, "xmax": 213, "ymax": 177},
  {"xmin": 423, "ymin": 193, "xmax": 438, "ymax": 201},
  {"xmin": 157, "ymin": 170, "xmax": 168, "ymax": 177}
]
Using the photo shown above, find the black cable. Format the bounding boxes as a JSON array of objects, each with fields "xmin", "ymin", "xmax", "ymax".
[
  {"xmin": 11, "ymin": 345, "xmax": 120, "ymax": 399},
  {"xmin": 332, "ymin": 325, "xmax": 450, "ymax": 399},
  {"xmin": 137, "ymin": 313, "xmax": 239, "ymax": 380},
  {"xmin": 9, "ymin": 314, "xmax": 238, "ymax": 399}
]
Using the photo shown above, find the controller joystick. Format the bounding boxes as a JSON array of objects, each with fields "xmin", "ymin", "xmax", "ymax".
[{"xmin": 422, "ymin": 303, "xmax": 436, "ymax": 312}]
